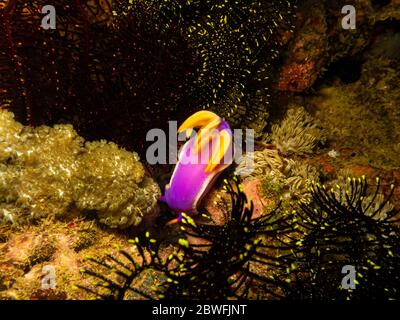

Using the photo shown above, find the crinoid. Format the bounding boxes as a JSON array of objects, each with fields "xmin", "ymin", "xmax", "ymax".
[
  {"xmin": 76, "ymin": 233, "xmax": 185, "ymax": 300},
  {"xmin": 164, "ymin": 178, "xmax": 296, "ymax": 299},
  {"xmin": 287, "ymin": 177, "xmax": 400, "ymax": 300},
  {"xmin": 169, "ymin": 0, "xmax": 298, "ymax": 134},
  {"xmin": 78, "ymin": 178, "xmax": 296, "ymax": 300},
  {"xmin": 0, "ymin": 0, "xmax": 113, "ymax": 125},
  {"xmin": 0, "ymin": 0, "xmax": 192, "ymax": 150},
  {"xmin": 1, "ymin": 0, "xmax": 297, "ymax": 151}
]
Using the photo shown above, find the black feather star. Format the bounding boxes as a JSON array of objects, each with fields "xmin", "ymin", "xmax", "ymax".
[
  {"xmin": 76, "ymin": 233, "xmax": 185, "ymax": 300},
  {"xmin": 164, "ymin": 179, "xmax": 296, "ymax": 300},
  {"xmin": 286, "ymin": 176, "xmax": 400, "ymax": 300},
  {"xmin": 78, "ymin": 177, "xmax": 296, "ymax": 300},
  {"xmin": 77, "ymin": 177, "xmax": 400, "ymax": 300}
]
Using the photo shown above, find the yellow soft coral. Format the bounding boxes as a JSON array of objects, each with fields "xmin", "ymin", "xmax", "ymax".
[{"xmin": 0, "ymin": 109, "xmax": 159, "ymax": 228}]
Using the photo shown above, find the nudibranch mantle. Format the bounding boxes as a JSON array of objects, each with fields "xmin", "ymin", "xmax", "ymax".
[{"xmin": 160, "ymin": 111, "xmax": 234, "ymax": 217}]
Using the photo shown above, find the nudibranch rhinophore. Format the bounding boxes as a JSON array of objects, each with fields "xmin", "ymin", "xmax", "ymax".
[{"xmin": 160, "ymin": 111, "xmax": 234, "ymax": 223}]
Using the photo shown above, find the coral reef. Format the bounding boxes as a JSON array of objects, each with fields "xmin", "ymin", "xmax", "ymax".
[
  {"xmin": 26, "ymin": 237, "xmax": 57, "ymax": 272},
  {"xmin": 236, "ymin": 105, "xmax": 325, "ymax": 177},
  {"xmin": 0, "ymin": 109, "xmax": 160, "ymax": 228},
  {"xmin": 235, "ymin": 148, "xmax": 285, "ymax": 180},
  {"xmin": 286, "ymin": 177, "xmax": 400, "ymax": 300},
  {"xmin": 79, "ymin": 177, "xmax": 400, "ymax": 300},
  {"xmin": 0, "ymin": 217, "xmax": 152, "ymax": 299},
  {"xmin": 79, "ymin": 179, "xmax": 296, "ymax": 300},
  {"xmin": 273, "ymin": 1, "xmax": 400, "ymax": 208},
  {"xmin": 277, "ymin": 0, "xmax": 328, "ymax": 92},
  {"xmin": 236, "ymin": 155, "xmax": 320, "ymax": 206},
  {"xmin": 271, "ymin": 106, "xmax": 323, "ymax": 156},
  {"xmin": 1, "ymin": 0, "xmax": 400, "ymax": 302},
  {"xmin": 235, "ymin": 106, "xmax": 322, "ymax": 203},
  {"xmin": 309, "ymin": 58, "xmax": 400, "ymax": 171},
  {"xmin": 284, "ymin": 159, "xmax": 320, "ymax": 199},
  {"xmin": 277, "ymin": 0, "xmax": 400, "ymax": 92},
  {"xmin": 333, "ymin": 175, "xmax": 396, "ymax": 221}
]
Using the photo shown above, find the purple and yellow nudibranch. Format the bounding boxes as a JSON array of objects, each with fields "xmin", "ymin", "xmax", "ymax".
[{"xmin": 160, "ymin": 111, "xmax": 234, "ymax": 223}]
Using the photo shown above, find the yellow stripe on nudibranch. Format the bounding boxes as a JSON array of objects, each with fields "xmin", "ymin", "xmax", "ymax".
[
  {"xmin": 177, "ymin": 110, "xmax": 232, "ymax": 173},
  {"xmin": 205, "ymin": 129, "xmax": 232, "ymax": 173},
  {"xmin": 193, "ymin": 117, "xmax": 222, "ymax": 155}
]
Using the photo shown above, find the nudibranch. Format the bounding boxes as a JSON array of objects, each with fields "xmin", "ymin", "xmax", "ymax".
[{"xmin": 160, "ymin": 111, "xmax": 234, "ymax": 223}]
